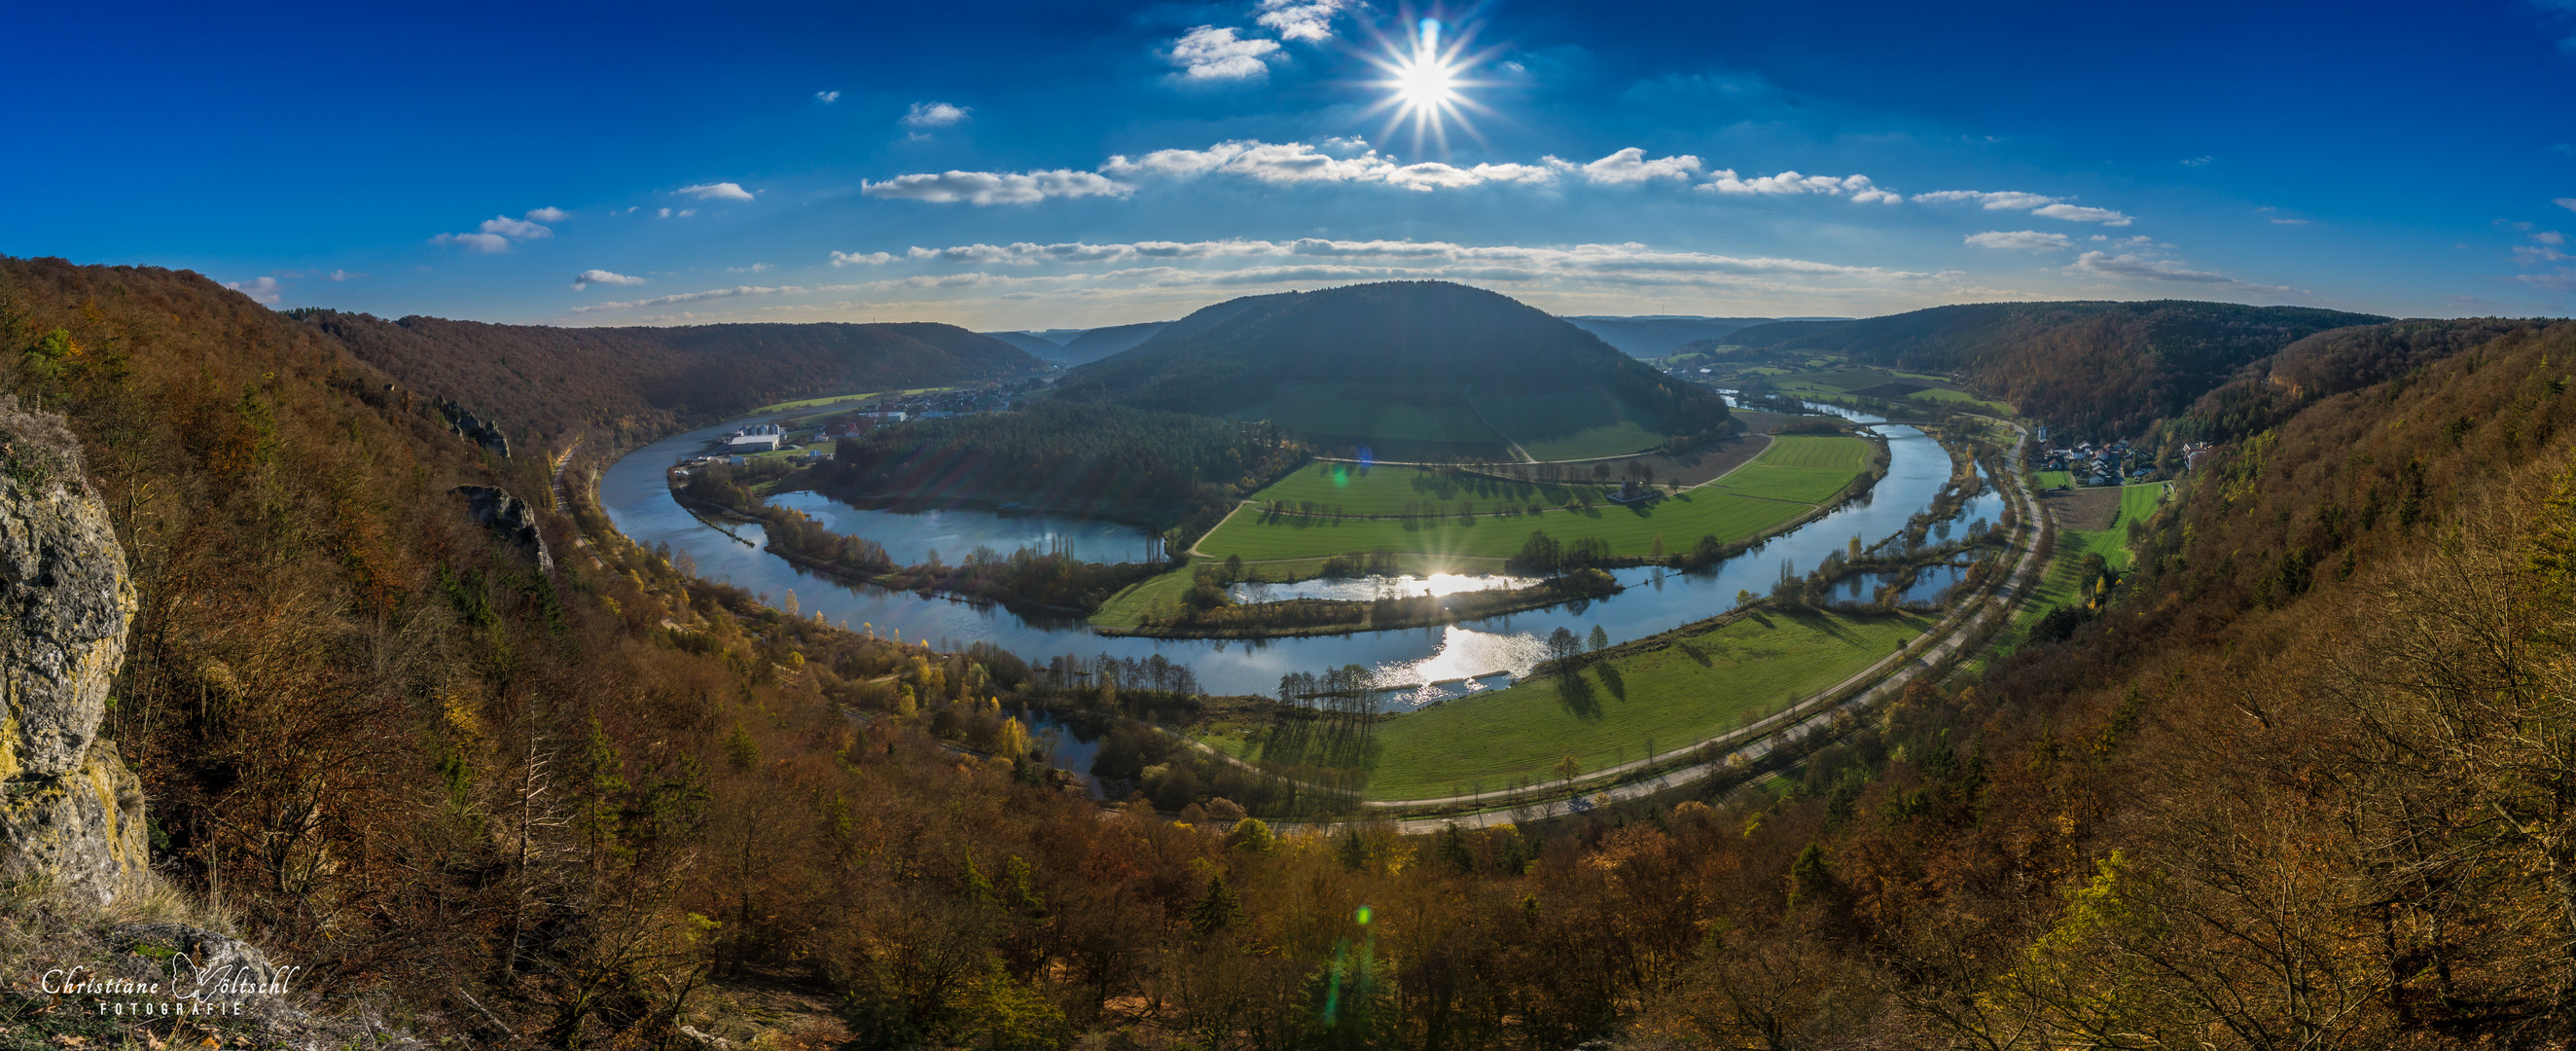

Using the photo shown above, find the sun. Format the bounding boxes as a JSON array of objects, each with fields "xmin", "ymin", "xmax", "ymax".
[
  {"xmin": 1363, "ymin": 15, "xmax": 1491, "ymax": 153},
  {"xmin": 1393, "ymin": 43, "xmax": 1460, "ymax": 111}
]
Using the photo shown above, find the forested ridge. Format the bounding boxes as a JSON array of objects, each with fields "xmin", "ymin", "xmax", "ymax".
[
  {"xmin": 814, "ymin": 399, "xmax": 1305, "ymax": 540},
  {"xmin": 1718, "ymin": 300, "xmax": 2383, "ymax": 436},
  {"xmin": 1055, "ymin": 280, "xmax": 1731, "ymax": 434},
  {"xmin": 302, "ymin": 309, "xmax": 1043, "ymax": 451},
  {"xmin": 15, "ymin": 253, "xmax": 2576, "ymax": 1050}
]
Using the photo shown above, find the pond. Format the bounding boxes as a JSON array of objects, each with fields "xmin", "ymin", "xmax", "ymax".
[{"xmin": 604, "ymin": 406, "xmax": 1989, "ymax": 705}]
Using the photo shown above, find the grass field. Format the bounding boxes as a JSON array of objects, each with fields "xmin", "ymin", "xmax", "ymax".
[
  {"xmin": 1198, "ymin": 490, "xmax": 1814, "ymax": 562},
  {"xmin": 2032, "ymin": 470, "xmax": 2073, "ymax": 489},
  {"xmin": 750, "ymin": 387, "xmax": 952, "ymax": 415},
  {"xmin": 1698, "ymin": 434, "xmax": 1873, "ymax": 504},
  {"xmin": 1987, "ymin": 482, "xmax": 2170, "ymax": 656},
  {"xmin": 1470, "ymin": 388, "xmax": 1665, "ymax": 460},
  {"xmin": 1360, "ymin": 609, "xmax": 1935, "ymax": 799},
  {"xmin": 1908, "ymin": 386, "xmax": 2016, "ymax": 415},
  {"xmin": 1203, "ymin": 433, "xmax": 1872, "ymax": 562}
]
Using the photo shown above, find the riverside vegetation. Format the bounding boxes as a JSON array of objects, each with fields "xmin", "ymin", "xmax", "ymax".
[{"xmin": 13, "ymin": 258, "xmax": 2576, "ymax": 1049}]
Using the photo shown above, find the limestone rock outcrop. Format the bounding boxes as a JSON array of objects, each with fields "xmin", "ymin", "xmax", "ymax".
[
  {"xmin": 0, "ymin": 401, "xmax": 144, "ymax": 904},
  {"xmin": 432, "ymin": 398, "xmax": 511, "ymax": 458},
  {"xmin": 452, "ymin": 485, "xmax": 553, "ymax": 572}
]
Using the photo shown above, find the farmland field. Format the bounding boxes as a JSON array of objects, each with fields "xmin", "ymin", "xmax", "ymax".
[
  {"xmin": 1201, "ymin": 431, "xmax": 1875, "ymax": 562},
  {"xmin": 1360, "ymin": 609, "xmax": 1935, "ymax": 799},
  {"xmin": 1198, "ymin": 489, "xmax": 1812, "ymax": 562}
]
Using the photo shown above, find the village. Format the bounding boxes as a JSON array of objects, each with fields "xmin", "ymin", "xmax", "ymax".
[{"xmin": 682, "ymin": 380, "xmax": 1037, "ymax": 469}]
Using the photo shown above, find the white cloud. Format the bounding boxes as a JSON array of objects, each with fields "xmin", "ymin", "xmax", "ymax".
[
  {"xmin": 525, "ymin": 206, "xmax": 570, "ymax": 223},
  {"xmin": 901, "ymin": 101, "xmax": 970, "ymax": 127},
  {"xmin": 816, "ymin": 90, "xmax": 841, "ymax": 103},
  {"xmin": 1168, "ymin": 26, "xmax": 1280, "ymax": 80},
  {"xmin": 2180, "ymin": 156, "xmax": 2214, "ymax": 166},
  {"xmin": 2520, "ymin": 271, "xmax": 2576, "ymax": 293},
  {"xmin": 1702, "ymin": 169, "xmax": 1899, "ymax": 202},
  {"xmin": 479, "ymin": 216, "xmax": 554, "ymax": 239},
  {"xmin": 861, "ymin": 169, "xmax": 1132, "ymax": 205},
  {"xmin": 1580, "ymin": 148, "xmax": 1702, "ymax": 185},
  {"xmin": 431, "ymin": 232, "xmax": 512, "ymax": 253},
  {"xmin": 326, "ymin": 270, "xmax": 363, "ymax": 281},
  {"xmin": 1255, "ymin": 0, "xmax": 1352, "ymax": 42},
  {"xmin": 656, "ymin": 207, "xmax": 698, "ymax": 218},
  {"xmin": 1915, "ymin": 190, "xmax": 2060, "ymax": 210},
  {"xmin": 1918, "ymin": 189, "xmax": 2133, "ymax": 226},
  {"xmin": 2558, "ymin": 198, "xmax": 2576, "ymax": 213},
  {"xmin": 675, "ymin": 182, "xmax": 756, "ymax": 201},
  {"xmin": 432, "ymin": 210, "xmax": 556, "ymax": 252},
  {"xmin": 571, "ymin": 285, "xmax": 810, "ymax": 314},
  {"xmin": 730, "ymin": 263, "xmax": 774, "ymax": 273},
  {"xmin": 841, "ymin": 236, "xmax": 1939, "ymax": 283},
  {"xmin": 224, "ymin": 276, "xmax": 282, "ymax": 304},
  {"xmin": 573, "ymin": 269, "xmax": 647, "ymax": 290},
  {"xmin": 2516, "ymin": 244, "xmax": 2573, "ymax": 265},
  {"xmin": 2029, "ymin": 202, "xmax": 2134, "ymax": 226},
  {"xmin": 1963, "ymin": 230, "xmax": 2072, "ymax": 251},
  {"xmin": 1108, "ymin": 140, "xmax": 1394, "ymax": 184},
  {"xmin": 2066, "ymin": 251, "xmax": 2295, "ymax": 296}
]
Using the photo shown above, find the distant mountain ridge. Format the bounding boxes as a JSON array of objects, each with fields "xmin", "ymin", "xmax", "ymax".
[
  {"xmin": 1718, "ymin": 300, "xmax": 2385, "ymax": 435},
  {"xmin": 307, "ymin": 312, "xmax": 1042, "ymax": 447},
  {"xmin": 1047, "ymin": 322, "xmax": 1170, "ymax": 365},
  {"xmin": 1563, "ymin": 315, "xmax": 1844, "ymax": 357}
]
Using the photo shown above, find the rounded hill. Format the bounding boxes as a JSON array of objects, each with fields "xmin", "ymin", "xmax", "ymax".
[{"xmin": 1054, "ymin": 281, "xmax": 1730, "ymax": 460}]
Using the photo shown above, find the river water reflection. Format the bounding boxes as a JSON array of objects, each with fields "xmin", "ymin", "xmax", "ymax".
[{"xmin": 605, "ymin": 409, "xmax": 1979, "ymax": 704}]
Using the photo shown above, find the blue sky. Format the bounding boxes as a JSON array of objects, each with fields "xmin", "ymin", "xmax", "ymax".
[{"xmin": 9, "ymin": 0, "xmax": 2575, "ymax": 329}]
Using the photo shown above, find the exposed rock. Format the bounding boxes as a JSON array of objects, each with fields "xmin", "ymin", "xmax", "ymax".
[
  {"xmin": 431, "ymin": 398, "xmax": 511, "ymax": 458},
  {"xmin": 112, "ymin": 922, "xmax": 288, "ymax": 1004},
  {"xmin": 0, "ymin": 399, "xmax": 143, "ymax": 904},
  {"xmin": 452, "ymin": 486, "xmax": 553, "ymax": 572}
]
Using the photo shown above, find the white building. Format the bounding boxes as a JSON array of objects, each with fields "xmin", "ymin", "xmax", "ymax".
[{"xmin": 728, "ymin": 432, "xmax": 782, "ymax": 452}]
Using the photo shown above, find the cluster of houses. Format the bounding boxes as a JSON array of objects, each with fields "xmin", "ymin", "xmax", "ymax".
[{"xmin": 2039, "ymin": 438, "xmax": 2156, "ymax": 488}]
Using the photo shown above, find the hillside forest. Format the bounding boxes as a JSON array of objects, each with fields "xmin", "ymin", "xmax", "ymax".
[{"xmin": 10, "ymin": 255, "xmax": 2576, "ymax": 1049}]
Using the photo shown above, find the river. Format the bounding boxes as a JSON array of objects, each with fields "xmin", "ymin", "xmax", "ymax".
[{"xmin": 603, "ymin": 410, "xmax": 1986, "ymax": 704}]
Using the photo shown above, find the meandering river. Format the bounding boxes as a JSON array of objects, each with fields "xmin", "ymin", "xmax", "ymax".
[{"xmin": 604, "ymin": 410, "xmax": 1990, "ymax": 704}]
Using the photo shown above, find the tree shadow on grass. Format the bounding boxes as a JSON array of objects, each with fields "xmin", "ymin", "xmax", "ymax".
[
  {"xmin": 1555, "ymin": 672, "xmax": 1601, "ymax": 720},
  {"xmin": 1676, "ymin": 641, "xmax": 1712, "ymax": 667},
  {"xmin": 1594, "ymin": 660, "xmax": 1627, "ymax": 702},
  {"xmin": 1784, "ymin": 607, "xmax": 1863, "ymax": 644}
]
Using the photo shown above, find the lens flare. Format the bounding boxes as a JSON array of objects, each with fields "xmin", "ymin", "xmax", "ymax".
[
  {"xmin": 1355, "ymin": 905, "xmax": 1374, "ymax": 925},
  {"xmin": 1360, "ymin": 9, "xmax": 1495, "ymax": 153}
]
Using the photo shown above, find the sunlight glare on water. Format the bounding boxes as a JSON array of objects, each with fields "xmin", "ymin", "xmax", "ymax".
[{"xmin": 1363, "ymin": 625, "xmax": 1550, "ymax": 707}]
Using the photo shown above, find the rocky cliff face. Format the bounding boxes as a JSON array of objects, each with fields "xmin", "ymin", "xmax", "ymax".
[{"xmin": 0, "ymin": 402, "xmax": 144, "ymax": 904}]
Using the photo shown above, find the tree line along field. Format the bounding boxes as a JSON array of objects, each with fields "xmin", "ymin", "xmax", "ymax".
[
  {"xmin": 1249, "ymin": 461, "xmax": 1592, "ymax": 518},
  {"xmin": 1197, "ymin": 432, "xmax": 1873, "ymax": 562},
  {"xmin": 1356, "ymin": 608, "xmax": 1936, "ymax": 799}
]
